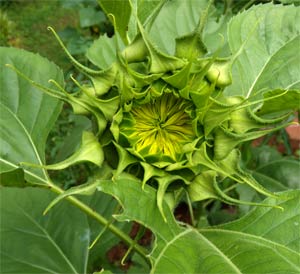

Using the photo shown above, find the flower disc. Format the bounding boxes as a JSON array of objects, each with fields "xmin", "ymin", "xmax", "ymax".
[{"xmin": 120, "ymin": 93, "xmax": 195, "ymax": 162}]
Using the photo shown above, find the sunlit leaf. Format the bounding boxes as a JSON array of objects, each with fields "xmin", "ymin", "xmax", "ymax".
[
  {"xmin": 96, "ymin": 177, "xmax": 300, "ymax": 273},
  {"xmin": 225, "ymin": 4, "xmax": 300, "ymax": 98},
  {"xmin": 0, "ymin": 187, "xmax": 129, "ymax": 273},
  {"xmin": 0, "ymin": 47, "xmax": 63, "ymax": 185}
]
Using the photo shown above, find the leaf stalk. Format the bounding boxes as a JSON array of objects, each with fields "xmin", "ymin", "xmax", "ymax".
[{"xmin": 48, "ymin": 183, "xmax": 151, "ymax": 266}]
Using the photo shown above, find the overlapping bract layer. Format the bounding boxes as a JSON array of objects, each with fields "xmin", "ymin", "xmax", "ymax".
[{"xmin": 38, "ymin": 6, "xmax": 295, "ymax": 217}]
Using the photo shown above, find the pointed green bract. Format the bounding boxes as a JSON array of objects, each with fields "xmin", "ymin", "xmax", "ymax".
[{"xmin": 24, "ymin": 131, "xmax": 104, "ymax": 170}]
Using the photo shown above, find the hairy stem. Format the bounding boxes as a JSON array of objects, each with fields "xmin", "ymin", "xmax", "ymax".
[{"xmin": 48, "ymin": 183, "xmax": 151, "ymax": 266}]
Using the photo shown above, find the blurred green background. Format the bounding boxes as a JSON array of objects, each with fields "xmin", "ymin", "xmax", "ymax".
[{"xmin": 0, "ymin": 0, "xmax": 114, "ymax": 68}]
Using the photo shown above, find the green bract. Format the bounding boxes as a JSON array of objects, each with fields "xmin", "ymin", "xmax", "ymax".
[{"xmin": 16, "ymin": 3, "xmax": 296, "ymax": 218}]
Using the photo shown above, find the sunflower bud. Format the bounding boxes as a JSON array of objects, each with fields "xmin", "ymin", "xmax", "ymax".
[{"xmin": 44, "ymin": 8, "xmax": 293, "ymax": 219}]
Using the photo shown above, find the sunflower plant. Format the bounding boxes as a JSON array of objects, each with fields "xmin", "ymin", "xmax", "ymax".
[{"xmin": 1, "ymin": 0, "xmax": 300, "ymax": 273}]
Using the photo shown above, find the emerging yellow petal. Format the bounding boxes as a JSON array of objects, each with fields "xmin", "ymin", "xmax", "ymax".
[{"xmin": 121, "ymin": 93, "xmax": 195, "ymax": 161}]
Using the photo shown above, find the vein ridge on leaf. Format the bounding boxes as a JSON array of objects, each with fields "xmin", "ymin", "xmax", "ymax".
[
  {"xmin": 200, "ymin": 229, "xmax": 300, "ymax": 259},
  {"xmin": 17, "ymin": 206, "xmax": 78, "ymax": 274},
  {"xmin": 0, "ymin": 252, "xmax": 57, "ymax": 274},
  {"xmin": 197, "ymin": 230, "xmax": 243, "ymax": 274}
]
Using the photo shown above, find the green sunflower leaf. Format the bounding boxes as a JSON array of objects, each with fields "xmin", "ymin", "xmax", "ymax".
[
  {"xmin": 225, "ymin": 4, "xmax": 300, "ymax": 98},
  {"xmin": 217, "ymin": 190, "xmax": 300, "ymax": 252},
  {"xmin": 96, "ymin": 177, "xmax": 300, "ymax": 273},
  {"xmin": 0, "ymin": 47, "xmax": 63, "ymax": 185},
  {"xmin": 148, "ymin": 0, "xmax": 213, "ymax": 54},
  {"xmin": 0, "ymin": 186, "xmax": 129, "ymax": 274}
]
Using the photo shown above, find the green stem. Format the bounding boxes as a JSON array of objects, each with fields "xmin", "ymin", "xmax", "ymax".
[{"xmin": 48, "ymin": 183, "xmax": 151, "ymax": 266}]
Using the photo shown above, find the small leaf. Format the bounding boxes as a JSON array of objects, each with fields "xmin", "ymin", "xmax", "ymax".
[
  {"xmin": 129, "ymin": 15, "xmax": 186, "ymax": 73},
  {"xmin": 162, "ymin": 63, "xmax": 192, "ymax": 90},
  {"xmin": 192, "ymin": 144, "xmax": 279, "ymax": 200},
  {"xmin": 213, "ymin": 121, "xmax": 290, "ymax": 160},
  {"xmin": 54, "ymin": 115, "xmax": 92, "ymax": 162},
  {"xmin": 175, "ymin": 29, "xmax": 207, "ymax": 60},
  {"xmin": 205, "ymin": 58, "xmax": 232, "ymax": 88}
]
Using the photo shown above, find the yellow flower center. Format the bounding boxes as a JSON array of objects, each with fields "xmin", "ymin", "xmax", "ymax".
[{"xmin": 122, "ymin": 94, "xmax": 195, "ymax": 161}]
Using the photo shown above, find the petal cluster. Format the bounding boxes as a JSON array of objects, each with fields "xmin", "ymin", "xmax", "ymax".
[{"xmin": 121, "ymin": 93, "xmax": 195, "ymax": 162}]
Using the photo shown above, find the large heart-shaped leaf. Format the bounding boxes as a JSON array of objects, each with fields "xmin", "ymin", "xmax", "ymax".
[
  {"xmin": 0, "ymin": 47, "xmax": 63, "ymax": 184},
  {"xmin": 0, "ymin": 187, "xmax": 89, "ymax": 273},
  {"xmin": 96, "ymin": 178, "xmax": 300, "ymax": 273},
  {"xmin": 225, "ymin": 4, "xmax": 300, "ymax": 98},
  {"xmin": 0, "ymin": 187, "xmax": 129, "ymax": 273}
]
